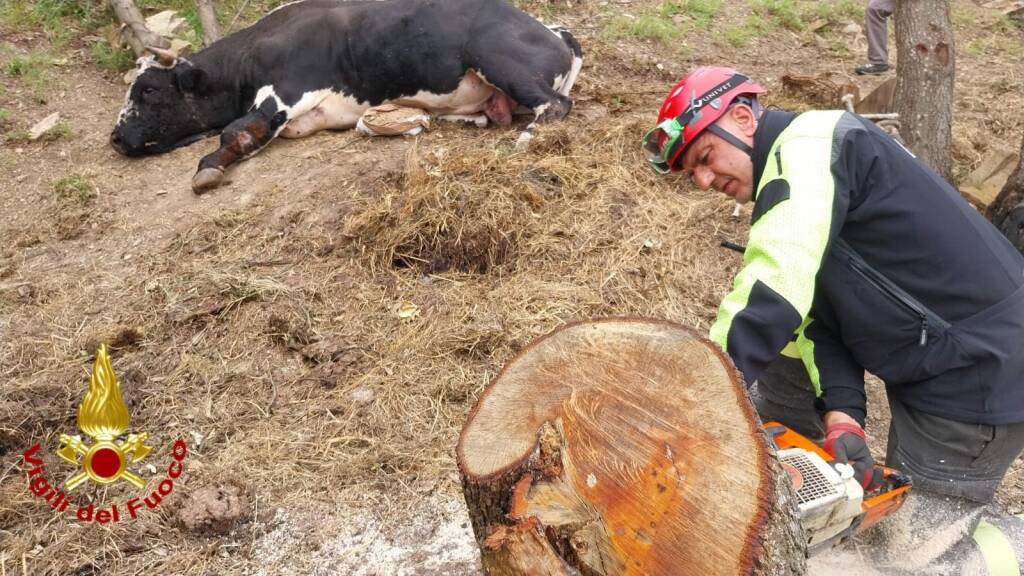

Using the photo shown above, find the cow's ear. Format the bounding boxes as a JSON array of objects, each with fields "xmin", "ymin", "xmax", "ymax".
[{"xmin": 175, "ymin": 65, "xmax": 208, "ymax": 94}]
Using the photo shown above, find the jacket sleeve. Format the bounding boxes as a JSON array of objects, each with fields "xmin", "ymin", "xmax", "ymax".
[
  {"xmin": 800, "ymin": 315, "xmax": 868, "ymax": 426},
  {"xmin": 710, "ymin": 131, "xmax": 851, "ymax": 386}
]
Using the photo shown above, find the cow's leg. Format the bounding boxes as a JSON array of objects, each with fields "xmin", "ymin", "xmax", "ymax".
[
  {"xmin": 192, "ymin": 105, "xmax": 286, "ymax": 194},
  {"xmin": 280, "ymin": 93, "xmax": 366, "ymax": 139}
]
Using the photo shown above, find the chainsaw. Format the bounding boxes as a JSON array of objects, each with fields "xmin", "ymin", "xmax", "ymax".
[{"xmin": 764, "ymin": 421, "xmax": 913, "ymax": 557}]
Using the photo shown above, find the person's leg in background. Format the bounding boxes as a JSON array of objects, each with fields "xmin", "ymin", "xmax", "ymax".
[{"xmin": 856, "ymin": 0, "xmax": 895, "ymax": 75}]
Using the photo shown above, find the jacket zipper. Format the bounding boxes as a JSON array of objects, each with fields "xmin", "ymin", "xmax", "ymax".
[{"xmin": 833, "ymin": 239, "xmax": 950, "ymax": 347}]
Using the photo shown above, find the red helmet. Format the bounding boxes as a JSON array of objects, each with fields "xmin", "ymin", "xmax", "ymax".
[{"xmin": 642, "ymin": 66, "xmax": 766, "ymax": 173}]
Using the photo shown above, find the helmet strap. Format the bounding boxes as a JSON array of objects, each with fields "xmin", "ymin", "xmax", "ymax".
[{"xmin": 706, "ymin": 123, "xmax": 753, "ymax": 157}]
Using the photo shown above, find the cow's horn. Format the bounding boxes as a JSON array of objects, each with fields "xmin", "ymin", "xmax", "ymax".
[{"xmin": 146, "ymin": 46, "xmax": 178, "ymax": 66}]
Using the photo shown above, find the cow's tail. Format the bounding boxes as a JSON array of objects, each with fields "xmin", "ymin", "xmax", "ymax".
[{"xmin": 547, "ymin": 25, "xmax": 583, "ymax": 97}]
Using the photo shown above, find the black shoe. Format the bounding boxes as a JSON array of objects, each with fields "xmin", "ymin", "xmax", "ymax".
[{"xmin": 854, "ymin": 63, "xmax": 890, "ymax": 75}]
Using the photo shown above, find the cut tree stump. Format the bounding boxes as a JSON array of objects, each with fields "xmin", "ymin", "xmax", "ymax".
[{"xmin": 457, "ymin": 318, "xmax": 806, "ymax": 575}]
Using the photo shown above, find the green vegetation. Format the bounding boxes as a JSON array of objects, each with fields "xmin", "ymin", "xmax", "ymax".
[
  {"xmin": 660, "ymin": 0, "xmax": 722, "ymax": 28},
  {"xmin": 3, "ymin": 128, "xmax": 29, "ymax": 142},
  {"xmin": 91, "ymin": 41, "xmax": 136, "ymax": 72},
  {"xmin": 751, "ymin": 0, "xmax": 804, "ymax": 32},
  {"xmin": 4, "ymin": 51, "xmax": 46, "ymax": 76},
  {"xmin": 826, "ymin": 37, "xmax": 851, "ymax": 57},
  {"xmin": 0, "ymin": 0, "xmax": 107, "ymax": 46},
  {"xmin": 806, "ymin": 0, "xmax": 861, "ymax": 22},
  {"xmin": 54, "ymin": 175, "xmax": 97, "ymax": 203},
  {"xmin": 2, "ymin": 49, "xmax": 51, "ymax": 98},
  {"xmin": 723, "ymin": 16, "xmax": 764, "ymax": 47},
  {"xmin": 49, "ymin": 120, "xmax": 73, "ymax": 140},
  {"xmin": 606, "ymin": 14, "xmax": 682, "ymax": 44}
]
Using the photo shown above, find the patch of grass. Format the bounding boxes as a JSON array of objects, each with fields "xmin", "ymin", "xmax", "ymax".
[
  {"xmin": 964, "ymin": 38, "xmax": 986, "ymax": 57},
  {"xmin": 0, "ymin": 0, "xmax": 110, "ymax": 46},
  {"xmin": 989, "ymin": 15, "xmax": 1018, "ymax": 35},
  {"xmin": 2, "ymin": 50, "xmax": 51, "ymax": 97},
  {"xmin": 723, "ymin": 16, "xmax": 764, "ymax": 47},
  {"xmin": 606, "ymin": 14, "xmax": 681, "ymax": 44},
  {"xmin": 47, "ymin": 120, "xmax": 73, "ymax": 141},
  {"xmin": 91, "ymin": 41, "xmax": 137, "ymax": 72},
  {"xmin": 951, "ymin": 5, "xmax": 975, "ymax": 28},
  {"xmin": 826, "ymin": 36, "xmax": 851, "ymax": 57},
  {"xmin": 5, "ymin": 52, "xmax": 45, "ymax": 77},
  {"xmin": 660, "ymin": 0, "xmax": 722, "ymax": 28},
  {"xmin": 3, "ymin": 129, "xmax": 30, "ymax": 142},
  {"xmin": 54, "ymin": 175, "xmax": 97, "ymax": 203},
  {"xmin": 963, "ymin": 27, "xmax": 1020, "ymax": 56},
  {"xmin": 806, "ymin": 0, "xmax": 861, "ymax": 22},
  {"xmin": 751, "ymin": 0, "xmax": 804, "ymax": 32},
  {"xmin": 514, "ymin": 0, "xmax": 558, "ymax": 21}
]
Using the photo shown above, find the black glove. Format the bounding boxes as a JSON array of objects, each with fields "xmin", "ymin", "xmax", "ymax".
[{"xmin": 824, "ymin": 422, "xmax": 883, "ymax": 490}]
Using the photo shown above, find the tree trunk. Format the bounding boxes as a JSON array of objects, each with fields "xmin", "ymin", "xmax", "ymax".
[
  {"xmin": 197, "ymin": 0, "xmax": 221, "ymax": 46},
  {"xmin": 109, "ymin": 0, "xmax": 170, "ymax": 56},
  {"xmin": 457, "ymin": 319, "xmax": 806, "ymax": 575},
  {"xmin": 894, "ymin": 0, "xmax": 955, "ymax": 182}
]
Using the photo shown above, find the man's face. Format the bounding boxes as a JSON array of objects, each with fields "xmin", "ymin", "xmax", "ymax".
[{"xmin": 678, "ymin": 106, "xmax": 757, "ymax": 204}]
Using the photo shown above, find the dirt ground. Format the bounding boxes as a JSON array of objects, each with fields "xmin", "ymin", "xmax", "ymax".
[{"xmin": 1, "ymin": 0, "xmax": 1022, "ymax": 574}]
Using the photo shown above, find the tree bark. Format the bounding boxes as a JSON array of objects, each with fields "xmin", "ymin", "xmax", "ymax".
[
  {"xmin": 197, "ymin": 0, "xmax": 221, "ymax": 46},
  {"xmin": 109, "ymin": 0, "xmax": 170, "ymax": 56},
  {"xmin": 894, "ymin": 0, "xmax": 955, "ymax": 182},
  {"xmin": 457, "ymin": 318, "xmax": 806, "ymax": 575}
]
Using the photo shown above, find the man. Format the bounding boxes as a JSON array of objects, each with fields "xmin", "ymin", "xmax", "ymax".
[
  {"xmin": 857, "ymin": 0, "xmax": 894, "ymax": 75},
  {"xmin": 643, "ymin": 66, "xmax": 1024, "ymax": 573}
]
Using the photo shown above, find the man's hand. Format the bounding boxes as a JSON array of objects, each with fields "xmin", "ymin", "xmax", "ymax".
[{"xmin": 823, "ymin": 412, "xmax": 883, "ymax": 490}]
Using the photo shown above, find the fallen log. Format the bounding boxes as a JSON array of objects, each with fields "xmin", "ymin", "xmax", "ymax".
[
  {"xmin": 109, "ymin": 0, "xmax": 169, "ymax": 56},
  {"xmin": 457, "ymin": 318, "xmax": 806, "ymax": 575},
  {"xmin": 197, "ymin": 0, "xmax": 221, "ymax": 46}
]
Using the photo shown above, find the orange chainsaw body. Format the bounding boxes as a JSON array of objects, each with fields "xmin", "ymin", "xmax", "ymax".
[{"xmin": 764, "ymin": 421, "xmax": 912, "ymax": 552}]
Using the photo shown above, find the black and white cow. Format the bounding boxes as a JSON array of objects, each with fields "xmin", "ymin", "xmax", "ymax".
[{"xmin": 110, "ymin": 0, "xmax": 583, "ymax": 193}]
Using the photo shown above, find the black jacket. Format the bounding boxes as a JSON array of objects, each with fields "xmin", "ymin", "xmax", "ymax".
[{"xmin": 710, "ymin": 110, "xmax": 1024, "ymax": 426}]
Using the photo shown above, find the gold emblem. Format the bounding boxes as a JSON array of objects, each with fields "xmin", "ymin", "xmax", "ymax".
[{"xmin": 56, "ymin": 345, "xmax": 152, "ymax": 490}]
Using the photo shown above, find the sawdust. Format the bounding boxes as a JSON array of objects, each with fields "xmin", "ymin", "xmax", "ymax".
[{"xmin": 250, "ymin": 493, "xmax": 480, "ymax": 576}]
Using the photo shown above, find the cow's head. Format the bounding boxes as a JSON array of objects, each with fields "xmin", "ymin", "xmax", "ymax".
[{"xmin": 110, "ymin": 49, "xmax": 234, "ymax": 156}]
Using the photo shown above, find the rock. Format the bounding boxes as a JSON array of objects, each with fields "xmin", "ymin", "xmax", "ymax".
[
  {"xmin": 146, "ymin": 10, "xmax": 186, "ymax": 37},
  {"xmin": 28, "ymin": 112, "xmax": 60, "ymax": 141},
  {"xmin": 178, "ymin": 483, "xmax": 248, "ymax": 534},
  {"xmin": 350, "ymin": 386, "xmax": 375, "ymax": 407}
]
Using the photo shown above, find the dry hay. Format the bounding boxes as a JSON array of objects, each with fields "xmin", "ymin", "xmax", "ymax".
[
  {"xmin": 780, "ymin": 73, "xmax": 860, "ymax": 110},
  {"xmin": 2, "ymin": 0, "xmax": 1022, "ymax": 573},
  {"xmin": 0, "ymin": 102, "xmax": 746, "ymax": 573}
]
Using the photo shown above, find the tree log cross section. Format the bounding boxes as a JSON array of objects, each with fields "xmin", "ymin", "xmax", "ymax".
[{"xmin": 457, "ymin": 319, "xmax": 805, "ymax": 575}]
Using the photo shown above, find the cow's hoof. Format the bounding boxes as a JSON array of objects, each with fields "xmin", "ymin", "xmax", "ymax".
[{"xmin": 192, "ymin": 168, "xmax": 224, "ymax": 194}]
